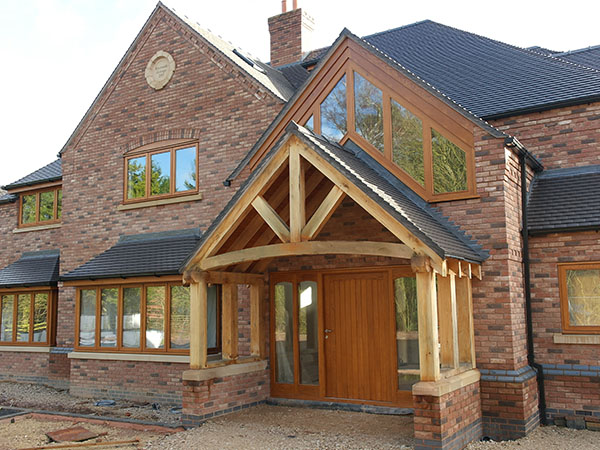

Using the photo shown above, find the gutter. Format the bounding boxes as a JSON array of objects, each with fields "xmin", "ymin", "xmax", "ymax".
[{"xmin": 511, "ymin": 142, "xmax": 547, "ymax": 425}]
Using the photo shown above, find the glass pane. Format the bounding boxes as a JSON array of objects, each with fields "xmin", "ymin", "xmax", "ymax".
[
  {"xmin": 394, "ymin": 277, "xmax": 420, "ymax": 390},
  {"xmin": 207, "ymin": 285, "xmax": 218, "ymax": 349},
  {"xmin": 432, "ymin": 129, "xmax": 467, "ymax": 194},
  {"xmin": 305, "ymin": 115, "xmax": 314, "ymax": 132},
  {"xmin": 1, "ymin": 295, "xmax": 14, "ymax": 342},
  {"xmin": 354, "ymin": 72, "xmax": 384, "ymax": 152},
  {"xmin": 79, "ymin": 289, "xmax": 96, "ymax": 347},
  {"xmin": 39, "ymin": 191, "xmax": 55, "ymax": 222},
  {"xmin": 392, "ymin": 99, "xmax": 424, "ymax": 186},
  {"xmin": 16, "ymin": 294, "xmax": 31, "ymax": 342},
  {"xmin": 299, "ymin": 281, "xmax": 319, "ymax": 385},
  {"xmin": 320, "ymin": 74, "xmax": 347, "ymax": 141},
  {"xmin": 33, "ymin": 293, "xmax": 48, "ymax": 343},
  {"xmin": 170, "ymin": 285, "xmax": 190, "ymax": 349},
  {"xmin": 175, "ymin": 147, "xmax": 197, "ymax": 192},
  {"xmin": 146, "ymin": 286, "xmax": 165, "ymax": 349},
  {"xmin": 123, "ymin": 287, "xmax": 141, "ymax": 348},
  {"xmin": 100, "ymin": 288, "xmax": 118, "ymax": 347},
  {"xmin": 566, "ymin": 269, "xmax": 600, "ymax": 326},
  {"xmin": 127, "ymin": 156, "xmax": 146, "ymax": 199},
  {"xmin": 22, "ymin": 194, "xmax": 36, "ymax": 224},
  {"xmin": 274, "ymin": 282, "xmax": 294, "ymax": 384},
  {"xmin": 57, "ymin": 190, "xmax": 62, "ymax": 219},
  {"xmin": 151, "ymin": 152, "xmax": 171, "ymax": 196}
]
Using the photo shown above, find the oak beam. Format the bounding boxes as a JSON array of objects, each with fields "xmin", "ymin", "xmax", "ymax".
[
  {"xmin": 301, "ymin": 185, "xmax": 345, "ymax": 240},
  {"xmin": 200, "ymin": 241, "xmax": 414, "ymax": 270},
  {"xmin": 412, "ymin": 255, "xmax": 441, "ymax": 382},
  {"xmin": 250, "ymin": 282, "xmax": 266, "ymax": 358},
  {"xmin": 251, "ymin": 195, "xmax": 290, "ymax": 243},
  {"xmin": 437, "ymin": 273, "xmax": 459, "ymax": 369},
  {"xmin": 221, "ymin": 284, "xmax": 239, "ymax": 361},
  {"xmin": 456, "ymin": 276, "xmax": 476, "ymax": 367},
  {"xmin": 289, "ymin": 147, "xmax": 306, "ymax": 242},
  {"xmin": 204, "ymin": 271, "xmax": 264, "ymax": 285},
  {"xmin": 190, "ymin": 278, "xmax": 208, "ymax": 369}
]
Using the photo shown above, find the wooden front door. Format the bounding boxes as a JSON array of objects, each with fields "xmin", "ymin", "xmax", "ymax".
[{"xmin": 323, "ymin": 271, "xmax": 397, "ymax": 403}]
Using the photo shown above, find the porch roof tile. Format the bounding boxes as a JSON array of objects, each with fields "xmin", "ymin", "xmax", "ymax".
[
  {"xmin": 0, "ymin": 250, "xmax": 60, "ymax": 288},
  {"xmin": 61, "ymin": 229, "xmax": 200, "ymax": 281}
]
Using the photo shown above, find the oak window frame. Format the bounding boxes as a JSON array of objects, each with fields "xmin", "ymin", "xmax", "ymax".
[
  {"xmin": 558, "ymin": 262, "xmax": 600, "ymax": 335},
  {"xmin": 123, "ymin": 141, "xmax": 200, "ymax": 204},
  {"xmin": 302, "ymin": 64, "xmax": 477, "ymax": 203},
  {"xmin": 18, "ymin": 187, "xmax": 62, "ymax": 228},
  {"xmin": 74, "ymin": 280, "xmax": 221, "ymax": 354},
  {"xmin": 0, "ymin": 288, "xmax": 57, "ymax": 346}
]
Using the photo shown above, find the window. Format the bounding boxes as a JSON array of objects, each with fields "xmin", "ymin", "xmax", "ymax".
[
  {"xmin": 19, "ymin": 187, "xmax": 62, "ymax": 227},
  {"xmin": 76, "ymin": 282, "xmax": 220, "ymax": 353},
  {"xmin": 125, "ymin": 143, "xmax": 198, "ymax": 202},
  {"xmin": 393, "ymin": 272, "xmax": 419, "ymax": 390},
  {"xmin": 311, "ymin": 69, "xmax": 474, "ymax": 201},
  {"xmin": 559, "ymin": 263, "xmax": 600, "ymax": 334},
  {"xmin": 0, "ymin": 290, "xmax": 54, "ymax": 345}
]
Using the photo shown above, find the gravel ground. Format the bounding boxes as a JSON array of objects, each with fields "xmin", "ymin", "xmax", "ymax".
[{"xmin": 0, "ymin": 381, "xmax": 182, "ymax": 425}]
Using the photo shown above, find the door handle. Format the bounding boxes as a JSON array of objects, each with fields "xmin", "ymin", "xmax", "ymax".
[{"xmin": 324, "ymin": 329, "xmax": 333, "ymax": 333}]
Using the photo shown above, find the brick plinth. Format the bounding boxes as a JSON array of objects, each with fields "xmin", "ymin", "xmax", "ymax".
[
  {"xmin": 413, "ymin": 380, "xmax": 482, "ymax": 449},
  {"xmin": 182, "ymin": 368, "xmax": 269, "ymax": 426},
  {"xmin": 545, "ymin": 372, "xmax": 600, "ymax": 424},
  {"xmin": 69, "ymin": 359, "xmax": 186, "ymax": 405}
]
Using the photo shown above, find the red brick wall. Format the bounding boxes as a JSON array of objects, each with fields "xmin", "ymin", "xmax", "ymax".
[
  {"xmin": 0, "ymin": 351, "xmax": 68, "ymax": 389},
  {"xmin": 413, "ymin": 381, "xmax": 482, "ymax": 449}
]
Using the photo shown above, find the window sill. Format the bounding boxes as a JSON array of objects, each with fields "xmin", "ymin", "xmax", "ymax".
[
  {"xmin": 0, "ymin": 346, "xmax": 51, "ymax": 353},
  {"xmin": 117, "ymin": 193, "xmax": 203, "ymax": 211},
  {"xmin": 13, "ymin": 223, "xmax": 61, "ymax": 233},
  {"xmin": 553, "ymin": 333, "xmax": 600, "ymax": 345},
  {"xmin": 68, "ymin": 351, "xmax": 190, "ymax": 363}
]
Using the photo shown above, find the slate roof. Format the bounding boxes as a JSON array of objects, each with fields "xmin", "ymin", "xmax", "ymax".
[
  {"xmin": 186, "ymin": 123, "xmax": 487, "ymax": 268},
  {"xmin": 553, "ymin": 46, "xmax": 600, "ymax": 70},
  {"xmin": 0, "ymin": 250, "xmax": 60, "ymax": 288},
  {"xmin": 61, "ymin": 229, "xmax": 201, "ymax": 281},
  {"xmin": 3, "ymin": 159, "xmax": 62, "ymax": 190},
  {"xmin": 527, "ymin": 165, "xmax": 600, "ymax": 235}
]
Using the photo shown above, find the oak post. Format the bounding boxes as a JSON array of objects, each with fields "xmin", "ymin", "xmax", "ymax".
[
  {"xmin": 190, "ymin": 276, "xmax": 208, "ymax": 369},
  {"xmin": 437, "ymin": 273, "xmax": 459, "ymax": 369},
  {"xmin": 289, "ymin": 147, "xmax": 305, "ymax": 242},
  {"xmin": 250, "ymin": 281, "xmax": 266, "ymax": 358},
  {"xmin": 412, "ymin": 255, "xmax": 441, "ymax": 381},
  {"xmin": 221, "ymin": 283, "xmax": 239, "ymax": 361}
]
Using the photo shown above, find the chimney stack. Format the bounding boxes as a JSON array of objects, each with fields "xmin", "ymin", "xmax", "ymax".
[{"xmin": 268, "ymin": 0, "xmax": 314, "ymax": 67}]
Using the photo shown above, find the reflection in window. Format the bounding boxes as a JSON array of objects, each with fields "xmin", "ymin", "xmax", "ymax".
[
  {"xmin": 57, "ymin": 190, "xmax": 62, "ymax": 219},
  {"xmin": 394, "ymin": 277, "xmax": 419, "ymax": 390},
  {"xmin": 207, "ymin": 285, "xmax": 218, "ymax": 349},
  {"xmin": 175, "ymin": 147, "xmax": 197, "ymax": 192},
  {"xmin": 299, "ymin": 281, "xmax": 319, "ymax": 385},
  {"xmin": 274, "ymin": 282, "xmax": 294, "ymax": 384},
  {"xmin": 320, "ymin": 75, "xmax": 347, "ymax": 142},
  {"xmin": 151, "ymin": 152, "xmax": 171, "ymax": 196},
  {"xmin": 79, "ymin": 290, "xmax": 96, "ymax": 347},
  {"xmin": 127, "ymin": 156, "xmax": 146, "ymax": 199},
  {"xmin": 146, "ymin": 286, "xmax": 165, "ymax": 349},
  {"xmin": 33, "ymin": 293, "xmax": 48, "ymax": 342},
  {"xmin": 21, "ymin": 194, "xmax": 36, "ymax": 224},
  {"xmin": 123, "ymin": 287, "xmax": 141, "ymax": 348},
  {"xmin": 16, "ymin": 294, "xmax": 31, "ymax": 342},
  {"xmin": 170, "ymin": 285, "xmax": 190, "ymax": 349},
  {"xmin": 1, "ymin": 295, "xmax": 14, "ymax": 342},
  {"xmin": 566, "ymin": 268, "xmax": 600, "ymax": 327},
  {"xmin": 392, "ymin": 100, "xmax": 424, "ymax": 186},
  {"xmin": 354, "ymin": 72, "xmax": 384, "ymax": 152},
  {"xmin": 432, "ymin": 129, "xmax": 467, "ymax": 194},
  {"xmin": 100, "ymin": 288, "xmax": 118, "ymax": 347},
  {"xmin": 305, "ymin": 115, "xmax": 314, "ymax": 132},
  {"xmin": 39, "ymin": 191, "xmax": 55, "ymax": 222}
]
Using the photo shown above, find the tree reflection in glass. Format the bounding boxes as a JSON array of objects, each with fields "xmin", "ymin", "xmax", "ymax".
[
  {"xmin": 127, "ymin": 157, "xmax": 146, "ymax": 199},
  {"xmin": 39, "ymin": 191, "xmax": 55, "ymax": 222},
  {"xmin": 151, "ymin": 152, "xmax": 171, "ymax": 196},
  {"xmin": 175, "ymin": 147, "xmax": 197, "ymax": 192},
  {"xmin": 354, "ymin": 72, "xmax": 384, "ymax": 152},
  {"xmin": 21, "ymin": 194, "xmax": 36, "ymax": 224},
  {"xmin": 33, "ymin": 293, "xmax": 48, "ymax": 342},
  {"xmin": 432, "ymin": 129, "xmax": 467, "ymax": 194},
  {"xmin": 320, "ymin": 75, "xmax": 347, "ymax": 142},
  {"xmin": 392, "ymin": 99, "xmax": 424, "ymax": 186},
  {"xmin": 100, "ymin": 288, "xmax": 118, "ymax": 347}
]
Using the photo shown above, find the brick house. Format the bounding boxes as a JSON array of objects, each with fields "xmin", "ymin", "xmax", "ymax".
[{"xmin": 1, "ymin": 2, "xmax": 600, "ymax": 449}]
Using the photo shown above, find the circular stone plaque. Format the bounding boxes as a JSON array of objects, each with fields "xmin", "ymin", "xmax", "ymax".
[{"xmin": 145, "ymin": 50, "xmax": 175, "ymax": 90}]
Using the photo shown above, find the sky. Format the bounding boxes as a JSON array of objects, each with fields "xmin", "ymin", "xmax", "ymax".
[{"xmin": 0, "ymin": 0, "xmax": 597, "ymax": 187}]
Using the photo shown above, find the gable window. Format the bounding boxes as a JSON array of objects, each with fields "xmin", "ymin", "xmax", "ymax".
[
  {"xmin": 0, "ymin": 290, "xmax": 55, "ymax": 345},
  {"xmin": 310, "ymin": 69, "xmax": 475, "ymax": 202},
  {"xmin": 125, "ymin": 143, "xmax": 198, "ymax": 202},
  {"xmin": 559, "ymin": 263, "xmax": 600, "ymax": 334},
  {"xmin": 76, "ymin": 281, "xmax": 221, "ymax": 354},
  {"xmin": 19, "ymin": 187, "xmax": 62, "ymax": 228}
]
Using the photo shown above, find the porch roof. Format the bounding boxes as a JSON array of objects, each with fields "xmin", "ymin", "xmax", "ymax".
[
  {"xmin": 61, "ymin": 229, "xmax": 200, "ymax": 281},
  {"xmin": 0, "ymin": 250, "xmax": 60, "ymax": 288},
  {"xmin": 3, "ymin": 159, "xmax": 62, "ymax": 190}
]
